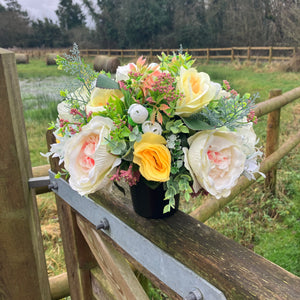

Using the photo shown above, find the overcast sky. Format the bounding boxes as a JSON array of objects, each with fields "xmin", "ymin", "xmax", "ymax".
[
  {"xmin": 18, "ymin": 0, "xmax": 60, "ymax": 21},
  {"xmin": 15, "ymin": 0, "xmax": 94, "ymax": 26}
]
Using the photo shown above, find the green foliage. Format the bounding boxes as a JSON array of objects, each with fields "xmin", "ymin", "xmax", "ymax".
[
  {"xmin": 182, "ymin": 93, "xmax": 258, "ymax": 131},
  {"xmin": 56, "ymin": 43, "xmax": 98, "ymax": 90},
  {"xmin": 166, "ymin": 120, "xmax": 189, "ymax": 134},
  {"xmin": 158, "ymin": 51, "xmax": 194, "ymax": 77},
  {"xmin": 164, "ymin": 133, "xmax": 192, "ymax": 213}
]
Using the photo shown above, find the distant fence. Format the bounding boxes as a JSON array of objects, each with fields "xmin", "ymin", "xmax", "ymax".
[{"xmin": 11, "ymin": 46, "xmax": 299, "ymax": 63}]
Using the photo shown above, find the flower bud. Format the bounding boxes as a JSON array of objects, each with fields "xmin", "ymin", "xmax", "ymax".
[
  {"xmin": 128, "ymin": 104, "xmax": 148, "ymax": 124},
  {"xmin": 142, "ymin": 121, "xmax": 162, "ymax": 135}
]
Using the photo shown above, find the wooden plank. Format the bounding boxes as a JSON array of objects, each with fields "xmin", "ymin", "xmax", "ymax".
[
  {"xmin": 88, "ymin": 183, "xmax": 300, "ymax": 299},
  {"xmin": 47, "ymin": 131, "xmax": 96, "ymax": 300},
  {"xmin": 76, "ymin": 215, "xmax": 149, "ymax": 300},
  {"xmin": 0, "ymin": 48, "xmax": 51, "ymax": 299},
  {"xmin": 85, "ymin": 218, "xmax": 182, "ymax": 300},
  {"xmin": 90, "ymin": 267, "xmax": 119, "ymax": 300}
]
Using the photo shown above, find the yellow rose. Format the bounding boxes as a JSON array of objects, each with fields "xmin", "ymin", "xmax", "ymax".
[
  {"xmin": 175, "ymin": 67, "xmax": 216, "ymax": 117},
  {"xmin": 133, "ymin": 132, "xmax": 171, "ymax": 182},
  {"xmin": 86, "ymin": 87, "xmax": 123, "ymax": 114}
]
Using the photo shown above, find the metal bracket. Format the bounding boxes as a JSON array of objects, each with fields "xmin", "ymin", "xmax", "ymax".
[
  {"xmin": 48, "ymin": 170, "xmax": 226, "ymax": 300},
  {"xmin": 28, "ymin": 176, "xmax": 50, "ymax": 189}
]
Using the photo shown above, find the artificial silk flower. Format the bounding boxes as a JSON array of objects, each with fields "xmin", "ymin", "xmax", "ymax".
[
  {"xmin": 175, "ymin": 67, "xmax": 216, "ymax": 117},
  {"xmin": 116, "ymin": 58, "xmax": 160, "ymax": 83},
  {"xmin": 183, "ymin": 128, "xmax": 246, "ymax": 199},
  {"xmin": 142, "ymin": 121, "xmax": 162, "ymax": 135},
  {"xmin": 86, "ymin": 87, "xmax": 123, "ymax": 114},
  {"xmin": 133, "ymin": 132, "xmax": 171, "ymax": 182},
  {"xmin": 64, "ymin": 116, "xmax": 121, "ymax": 195},
  {"xmin": 128, "ymin": 103, "xmax": 149, "ymax": 124}
]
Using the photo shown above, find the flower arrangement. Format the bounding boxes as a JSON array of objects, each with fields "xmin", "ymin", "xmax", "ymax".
[{"xmin": 47, "ymin": 44, "xmax": 263, "ymax": 214}]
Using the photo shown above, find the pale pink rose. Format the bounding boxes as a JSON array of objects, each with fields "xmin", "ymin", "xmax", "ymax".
[
  {"xmin": 183, "ymin": 128, "xmax": 246, "ymax": 199},
  {"xmin": 64, "ymin": 116, "xmax": 121, "ymax": 195}
]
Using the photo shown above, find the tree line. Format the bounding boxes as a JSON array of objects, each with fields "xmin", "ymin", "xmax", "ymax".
[{"xmin": 0, "ymin": 0, "xmax": 300, "ymax": 49}]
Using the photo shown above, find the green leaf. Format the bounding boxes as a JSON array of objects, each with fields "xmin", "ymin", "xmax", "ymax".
[
  {"xmin": 181, "ymin": 113, "xmax": 215, "ymax": 130},
  {"xmin": 163, "ymin": 204, "xmax": 171, "ymax": 214},
  {"xmin": 96, "ymin": 73, "xmax": 120, "ymax": 90},
  {"xmin": 180, "ymin": 126, "xmax": 189, "ymax": 133},
  {"xmin": 170, "ymin": 126, "xmax": 180, "ymax": 133},
  {"xmin": 184, "ymin": 191, "xmax": 190, "ymax": 202}
]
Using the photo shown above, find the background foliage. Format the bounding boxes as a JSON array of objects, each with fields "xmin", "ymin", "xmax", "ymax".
[{"xmin": 1, "ymin": 0, "xmax": 300, "ymax": 49}]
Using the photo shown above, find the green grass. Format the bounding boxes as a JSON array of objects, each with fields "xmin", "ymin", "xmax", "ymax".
[
  {"xmin": 17, "ymin": 58, "xmax": 70, "ymax": 79},
  {"xmin": 18, "ymin": 58, "xmax": 300, "ymax": 284}
]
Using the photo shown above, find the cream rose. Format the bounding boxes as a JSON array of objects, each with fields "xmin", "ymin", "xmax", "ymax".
[
  {"xmin": 183, "ymin": 128, "xmax": 246, "ymax": 199},
  {"xmin": 86, "ymin": 87, "xmax": 123, "ymax": 114},
  {"xmin": 175, "ymin": 67, "xmax": 217, "ymax": 117},
  {"xmin": 64, "ymin": 116, "xmax": 121, "ymax": 195}
]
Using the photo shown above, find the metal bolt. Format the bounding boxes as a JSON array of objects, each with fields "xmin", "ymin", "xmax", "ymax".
[
  {"xmin": 48, "ymin": 181, "xmax": 58, "ymax": 191},
  {"xmin": 184, "ymin": 288, "xmax": 203, "ymax": 300},
  {"xmin": 96, "ymin": 218, "xmax": 110, "ymax": 230}
]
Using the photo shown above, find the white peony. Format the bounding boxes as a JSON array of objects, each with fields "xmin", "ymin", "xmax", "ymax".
[
  {"xmin": 64, "ymin": 116, "xmax": 121, "ymax": 195},
  {"xmin": 183, "ymin": 127, "xmax": 246, "ymax": 199}
]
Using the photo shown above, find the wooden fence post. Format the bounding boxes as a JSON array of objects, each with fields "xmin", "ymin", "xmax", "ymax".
[
  {"xmin": 231, "ymin": 47, "xmax": 235, "ymax": 61},
  {"xmin": 265, "ymin": 89, "xmax": 282, "ymax": 194},
  {"xmin": 206, "ymin": 48, "xmax": 210, "ymax": 62},
  {"xmin": 247, "ymin": 47, "xmax": 251, "ymax": 60},
  {"xmin": 269, "ymin": 46, "xmax": 273, "ymax": 63},
  {"xmin": 0, "ymin": 48, "xmax": 51, "ymax": 299}
]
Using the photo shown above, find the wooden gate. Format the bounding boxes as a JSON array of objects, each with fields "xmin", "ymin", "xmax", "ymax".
[{"xmin": 1, "ymin": 48, "xmax": 300, "ymax": 300}]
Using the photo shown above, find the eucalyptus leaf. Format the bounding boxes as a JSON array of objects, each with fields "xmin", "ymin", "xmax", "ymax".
[
  {"xmin": 181, "ymin": 113, "xmax": 214, "ymax": 130},
  {"xmin": 96, "ymin": 73, "xmax": 120, "ymax": 90}
]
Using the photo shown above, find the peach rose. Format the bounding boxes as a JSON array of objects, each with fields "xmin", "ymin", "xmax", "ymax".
[
  {"xmin": 133, "ymin": 132, "xmax": 171, "ymax": 182},
  {"xmin": 64, "ymin": 116, "xmax": 121, "ymax": 195}
]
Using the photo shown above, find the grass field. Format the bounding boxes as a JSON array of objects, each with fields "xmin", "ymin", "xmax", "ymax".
[{"xmin": 17, "ymin": 57, "xmax": 300, "ymax": 289}]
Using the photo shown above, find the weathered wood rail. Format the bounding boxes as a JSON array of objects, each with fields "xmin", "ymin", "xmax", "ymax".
[
  {"xmin": 14, "ymin": 46, "xmax": 298, "ymax": 62},
  {"xmin": 1, "ymin": 47, "xmax": 300, "ymax": 300}
]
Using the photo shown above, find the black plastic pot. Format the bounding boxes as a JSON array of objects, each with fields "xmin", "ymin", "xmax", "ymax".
[{"xmin": 130, "ymin": 178, "xmax": 179, "ymax": 219}]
